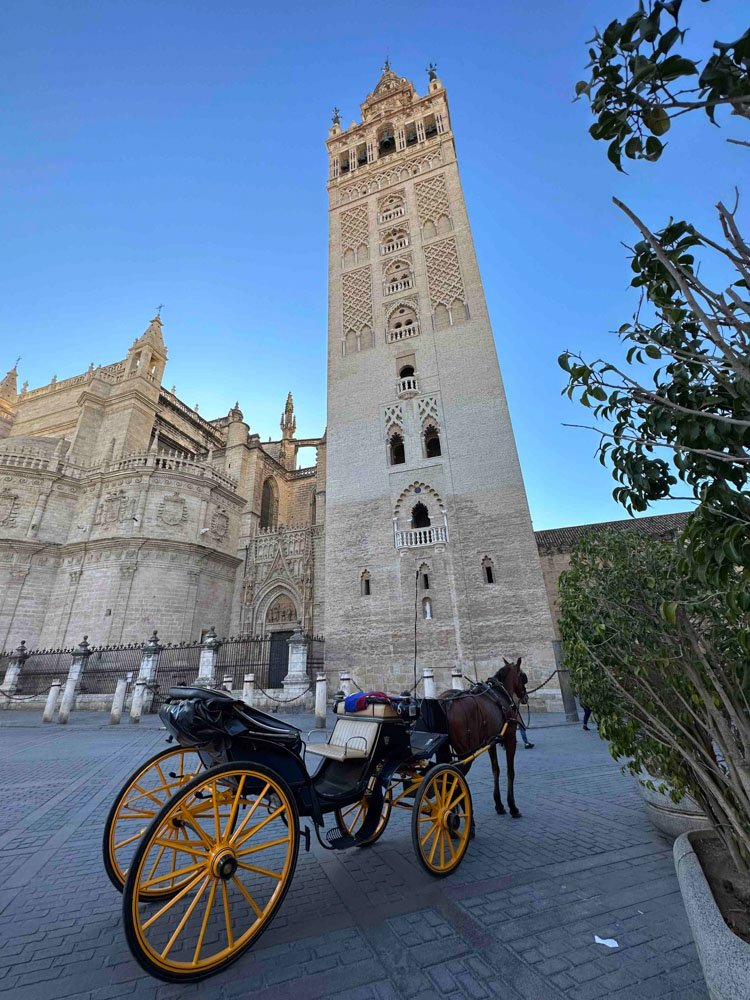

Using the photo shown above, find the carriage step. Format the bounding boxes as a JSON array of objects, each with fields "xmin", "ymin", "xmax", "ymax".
[{"xmin": 324, "ymin": 828, "xmax": 357, "ymax": 851}]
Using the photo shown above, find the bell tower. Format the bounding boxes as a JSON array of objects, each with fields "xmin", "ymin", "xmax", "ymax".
[{"xmin": 323, "ymin": 64, "xmax": 561, "ymax": 708}]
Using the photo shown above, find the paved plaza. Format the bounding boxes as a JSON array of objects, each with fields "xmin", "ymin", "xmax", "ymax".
[{"xmin": 0, "ymin": 710, "xmax": 707, "ymax": 1000}]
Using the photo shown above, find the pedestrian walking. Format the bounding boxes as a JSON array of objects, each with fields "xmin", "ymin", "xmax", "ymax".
[
  {"xmin": 517, "ymin": 671, "xmax": 534, "ymax": 748},
  {"xmin": 581, "ymin": 704, "xmax": 594, "ymax": 731}
]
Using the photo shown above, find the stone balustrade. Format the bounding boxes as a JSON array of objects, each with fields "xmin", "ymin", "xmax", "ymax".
[
  {"xmin": 397, "ymin": 375, "xmax": 419, "ymax": 398},
  {"xmin": 386, "ymin": 322, "xmax": 420, "ymax": 344},
  {"xmin": 106, "ymin": 451, "xmax": 238, "ymax": 488},
  {"xmin": 384, "ymin": 277, "xmax": 414, "ymax": 295},
  {"xmin": 378, "ymin": 206, "xmax": 405, "ymax": 223},
  {"xmin": 395, "ymin": 525, "xmax": 449, "ymax": 549},
  {"xmin": 381, "ymin": 237, "xmax": 410, "ymax": 256}
]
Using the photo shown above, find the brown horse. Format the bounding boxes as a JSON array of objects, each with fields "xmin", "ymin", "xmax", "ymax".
[
  {"xmin": 486, "ymin": 657, "xmax": 528, "ymax": 818},
  {"xmin": 439, "ymin": 656, "xmax": 528, "ymax": 819}
]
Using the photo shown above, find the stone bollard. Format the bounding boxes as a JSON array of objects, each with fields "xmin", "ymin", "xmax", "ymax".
[
  {"xmin": 222, "ymin": 675, "xmax": 233, "ymax": 693},
  {"xmin": 195, "ymin": 626, "xmax": 221, "ymax": 688},
  {"xmin": 42, "ymin": 679, "xmax": 62, "ymax": 723},
  {"xmin": 282, "ymin": 627, "xmax": 309, "ymax": 701},
  {"xmin": 242, "ymin": 673, "xmax": 254, "ymax": 707},
  {"xmin": 1, "ymin": 641, "xmax": 30, "ymax": 707},
  {"xmin": 339, "ymin": 672, "xmax": 352, "ymax": 696},
  {"xmin": 132, "ymin": 630, "xmax": 163, "ymax": 717},
  {"xmin": 130, "ymin": 679, "xmax": 147, "ymax": 724},
  {"xmin": 110, "ymin": 678, "xmax": 128, "ymax": 725},
  {"xmin": 451, "ymin": 668, "xmax": 464, "ymax": 691},
  {"xmin": 58, "ymin": 636, "xmax": 92, "ymax": 724},
  {"xmin": 315, "ymin": 673, "xmax": 327, "ymax": 729},
  {"xmin": 423, "ymin": 668, "xmax": 436, "ymax": 699}
]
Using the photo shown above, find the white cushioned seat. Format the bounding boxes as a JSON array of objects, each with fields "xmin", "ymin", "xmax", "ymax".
[{"xmin": 307, "ymin": 718, "xmax": 379, "ymax": 761}]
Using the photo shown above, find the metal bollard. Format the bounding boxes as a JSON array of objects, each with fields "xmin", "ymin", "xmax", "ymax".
[
  {"xmin": 242, "ymin": 673, "xmax": 254, "ymax": 707},
  {"xmin": 315, "ymin": 673, "xmax": 327, "ymax": 729},
  {"xmin": 423, "ymin": 668, "xmax": 436, "ymax": 699},
  {"xmin": 42, "ymin": 679, "xmax": 62, "ymax": 723},
  {"xmin": 130, "ymin": 678, "xmax": 146, "ymax": 723},
  {"xmin": 222, "ymin": 674, "xmax": 233, "ymax": 694},
  {"xmin": 451, "ymin": 668, "xmax": 463, "ymax": 690},
  {"xmin": 340, "ymin": 673, "xmax": 352, "ymax": 696},
  {"xmin": 110, "ymin": 678, "xmax": 127, "ymax": 725}
]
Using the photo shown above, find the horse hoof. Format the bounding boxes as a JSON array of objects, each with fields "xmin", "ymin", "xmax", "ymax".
[
  {"xmin": 495, "ymin": 806, "xmax": 506, "ymax": 815},
  {"xmin": 510, "ymin": 811, "xmax": 522, "ymax": 819}
]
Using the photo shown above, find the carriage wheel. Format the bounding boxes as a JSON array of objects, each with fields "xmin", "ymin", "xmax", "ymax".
[
  {"xmin": 123, "ymin": 762, "xmax": 299, "ymax": 983},
  {"xmin": 103, "ymin": 746, "xmax": 203, "ymax": 896},
  {"xmin": 334, "ymin": 780, "xmax": 392, "ymax": 847},
  {"xmin": 411, "ymin": 764, "xmax": 473, "ymax": 878}
]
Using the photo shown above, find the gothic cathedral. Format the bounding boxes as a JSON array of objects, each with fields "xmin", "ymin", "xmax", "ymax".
[{"xmin": 0, "ymin": 64, "xmax": 562, "ymax": 708}]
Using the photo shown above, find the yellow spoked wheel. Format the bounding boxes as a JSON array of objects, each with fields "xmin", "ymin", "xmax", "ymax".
[
  {"xmin": 103, "ymin": 746, "xmax": 203, "ymax": 896},
  {"xmin": 411, "ymin": 764, "xmax": 473, "ymax": 878},
  {"xmin": 122, "ymin": 762, "xmax": 299, "ymax": 983},
  {"xmin": 334, "ymin": 779, "xmax": 392, "ymax": 847}
]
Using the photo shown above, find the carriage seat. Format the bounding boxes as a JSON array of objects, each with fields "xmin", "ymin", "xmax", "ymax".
[{"xmin": 306, "ymin": 718, "xmax": 380, "ymax": 761}]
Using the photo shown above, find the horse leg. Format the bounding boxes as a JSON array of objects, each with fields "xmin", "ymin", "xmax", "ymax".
[
  {"xmin": 506, "ymin": 730, "xmax": 521, "ymax": 818},
  {"xmin": 489, "ymin": 743, "xmax": 505, "ymax": 815}
]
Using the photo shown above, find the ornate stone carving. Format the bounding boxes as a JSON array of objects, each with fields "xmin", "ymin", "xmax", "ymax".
[
  {"xmin": 266, "ymin": 593, "xmax": 297, "ymax": 624},
  {"xmin": 342, "ymin": 266, "xmax": 373, "ymax": 335},
  {"xmin": 157, "ymin": 492, "xmax": 188, "ymax": 527},
  {"xmin": 95, "ymin": 489, "xmax": 136, "ymax": 526},
  {"xmin": 210, "ymin": 507, "xmax": 229, "ymax": 540},
  {"xmin": 417, "ymin": 396, "xmax": 440, "ymax": 428},
  {"xmin": 384, "ymin": 403, "xmax": 404, "ymax": 435},
  {"xmin": 0, "ymin": 489, "xmax": 19, "ymax": 527},
  {"xmin": 424, "ymin": 237, "xmax": 465, "ymax": 307}
]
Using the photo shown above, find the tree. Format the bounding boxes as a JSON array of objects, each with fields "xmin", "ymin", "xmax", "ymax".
[
  {"xmin": 560, "ymin": 528, "xmax": 750, "ymax": 873},
  {"xmin": 575, "ymin": 0, "xmax": 750, "ymax": 170}
]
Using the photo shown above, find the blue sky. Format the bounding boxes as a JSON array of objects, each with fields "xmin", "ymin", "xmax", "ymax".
[{"xmin": 1, "ymin": 0, "xmax": 746, "ymax": 529}]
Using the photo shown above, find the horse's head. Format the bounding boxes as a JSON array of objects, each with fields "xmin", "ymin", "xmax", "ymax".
[{"xmin": 494, "ymin": 657, "xmax": 528, "ymax": 705}]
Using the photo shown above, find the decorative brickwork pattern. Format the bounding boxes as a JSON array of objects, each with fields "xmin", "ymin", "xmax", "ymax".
[
  {"xmin": 383, "ymin": 403, "xmax": 404, "ymax": 435},
  {"xmin": 342, "ymin": 266, "xmax": 373, "ymax": 335},
  {"xmin": 340, "ymin": 205, "xmax": 369, "ymax": 253},
  {"xmin": 424, "ymin": 238, "xmax": 465, "ymax": 307},
  {"xmin": 338, "ymin": 149, "xmax": 443, "ymax": 205},
  {"xmin": 415, "ymin": 175, "xmax": 450, "ymax": 227},
  {"xmin": 417, "ymin": 396, "xmax": 440, "ymax": 428}
]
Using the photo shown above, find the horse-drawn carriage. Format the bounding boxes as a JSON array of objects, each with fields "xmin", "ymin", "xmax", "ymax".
[{"xmin": 103, "ymin": 662, "xmax": 527, "ymax": 983}]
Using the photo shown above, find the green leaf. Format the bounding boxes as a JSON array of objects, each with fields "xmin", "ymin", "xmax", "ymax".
[
  {"xmin": 607, "ymin": 139, "xmax": 624, "ymax": 172},
  {"xmin": 575, "ymin": 80, "xmax": 589, "ymax": 97},
  {"xmin": 644, "ymin": 106, "xmax": 671, "ymax": 136},
  {"xmin": 659, "ymin": 55, "xmax": 699, "ymax": 81}
]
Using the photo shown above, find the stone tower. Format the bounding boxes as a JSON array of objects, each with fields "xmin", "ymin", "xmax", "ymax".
[{"xmin": 324, "ymin": 63, "xmax": 561, "ymax": 708}]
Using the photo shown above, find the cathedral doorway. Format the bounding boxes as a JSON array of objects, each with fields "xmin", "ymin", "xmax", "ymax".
[{"xmin": 268, "ymin": 631, "xmax": 293, "ymax": 687}]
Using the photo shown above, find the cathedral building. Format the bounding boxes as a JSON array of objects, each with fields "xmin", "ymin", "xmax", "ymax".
[{"xmin": 0, "ymin": 64, "xmax": 563, "ymax": 708}]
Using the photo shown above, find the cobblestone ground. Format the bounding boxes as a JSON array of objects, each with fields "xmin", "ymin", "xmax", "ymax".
[{"xmin": 0, "ymin": 710, "xmax": 707, "ymax": 1000}]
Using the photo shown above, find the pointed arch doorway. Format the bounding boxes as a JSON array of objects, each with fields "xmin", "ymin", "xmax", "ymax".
[{"xmin": 264, "ymin": 593, "xmax": 299, "ymax": 687}]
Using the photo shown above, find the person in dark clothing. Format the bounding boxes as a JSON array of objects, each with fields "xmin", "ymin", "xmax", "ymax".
[
  {"xmin": 581, "ymin": 704, "xmax": 594, "ymax": 731},
  {"xmin": 516, "ymin": 671, "xmax": 534, "ymax": 748}
]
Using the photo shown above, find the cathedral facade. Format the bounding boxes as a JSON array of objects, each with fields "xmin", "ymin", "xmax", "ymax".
[{"xmin": 0, "ymin": 65, "xmax": 562, "ymax": 708}]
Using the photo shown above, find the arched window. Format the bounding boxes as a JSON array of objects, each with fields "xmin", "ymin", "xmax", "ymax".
[
  {"xmin": 422, "ymin": 597, "xmax": 433, "ymax": 620},
  {"xmin": 482, "ymin": 557, "xmax": 496, "ymax": 585},
  {"xmin": 387, "ymin": 304, "xmax": 418, "ymax": 342},
  {"xmin": 378, "ymin": 123, "xmax": 396, "ymax": 157},
  {"xmin": 361, "ymin": 570, "xmax": 371, "ymax": 596},
  {"xmin": 384, "ymin": 258, "xmax": 414, "ymax": 295},
  {"xmin": 424, "ymin": 425, "xmax": 441, "ymax": 458},
  {"xmin": 434, "ymin": 304, "xmax": 450, "ymax": 330},
  {"xmin": 399, "ymin": 364, "xmax": 415, "ymax": 378},
  {"xmin": 389, "ymin": 432, "xmax": 405, "ymax": 465},
  {"xmin": 419, "ymin": 563, "xmax": 430, "ymax": 590},
  {"xmin": 411, "ymin": 502, "xmax": 430, "ymax": 529},
  {"xmin": 260, "ymin": 477, "xmax": 278, "ymax": 529}
]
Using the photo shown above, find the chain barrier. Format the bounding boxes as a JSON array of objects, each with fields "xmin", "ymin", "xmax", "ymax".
[
  {"xmin": 525, "ymin": 667, "xmax": 560, "ymax": 695},
  {"xmin": 0, "ymin": 689, "xmax": 50, "ymax": 703},
  {"xmin": 254, "ymin": 681, "xmax": 314, "ymax": 706}
]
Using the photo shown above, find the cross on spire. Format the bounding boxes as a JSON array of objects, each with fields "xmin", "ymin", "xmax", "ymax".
[{"xmin": 155, "ymin": 303, "xmax": 164, "ymax": 318}]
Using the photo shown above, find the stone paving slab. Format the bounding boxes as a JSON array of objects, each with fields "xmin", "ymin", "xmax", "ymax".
[{"xmin": 0, "ymin": 710, "xmax": 707, "ymax": 999}]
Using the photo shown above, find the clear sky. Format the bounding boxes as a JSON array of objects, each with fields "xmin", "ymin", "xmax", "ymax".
[{"xmin": 2, "ymin": 1, "xmax": 746, "ymax": 529}]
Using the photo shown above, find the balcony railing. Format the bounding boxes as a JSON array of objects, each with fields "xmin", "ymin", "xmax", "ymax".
[
  {"xmin": 378, "ymin": 206, "xmax": 405, "ymax": 224},
  {"xmin": 397, "ymin": 376, "xmax": 419, "ymax": 398},
  {"xmin": 386, "ymin": 322, "xmax": 420, "ymax": 344},
  {"xmin": 381, "ymin": 238, "xmax": 409, "ymax": 256},
  {"xmin": 395, "ymin": 525, "xmax": 449, "ymax": 549},
  {"xmin": 383, "ymin": 276, "xmax": 414, "ymax": 296}
]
